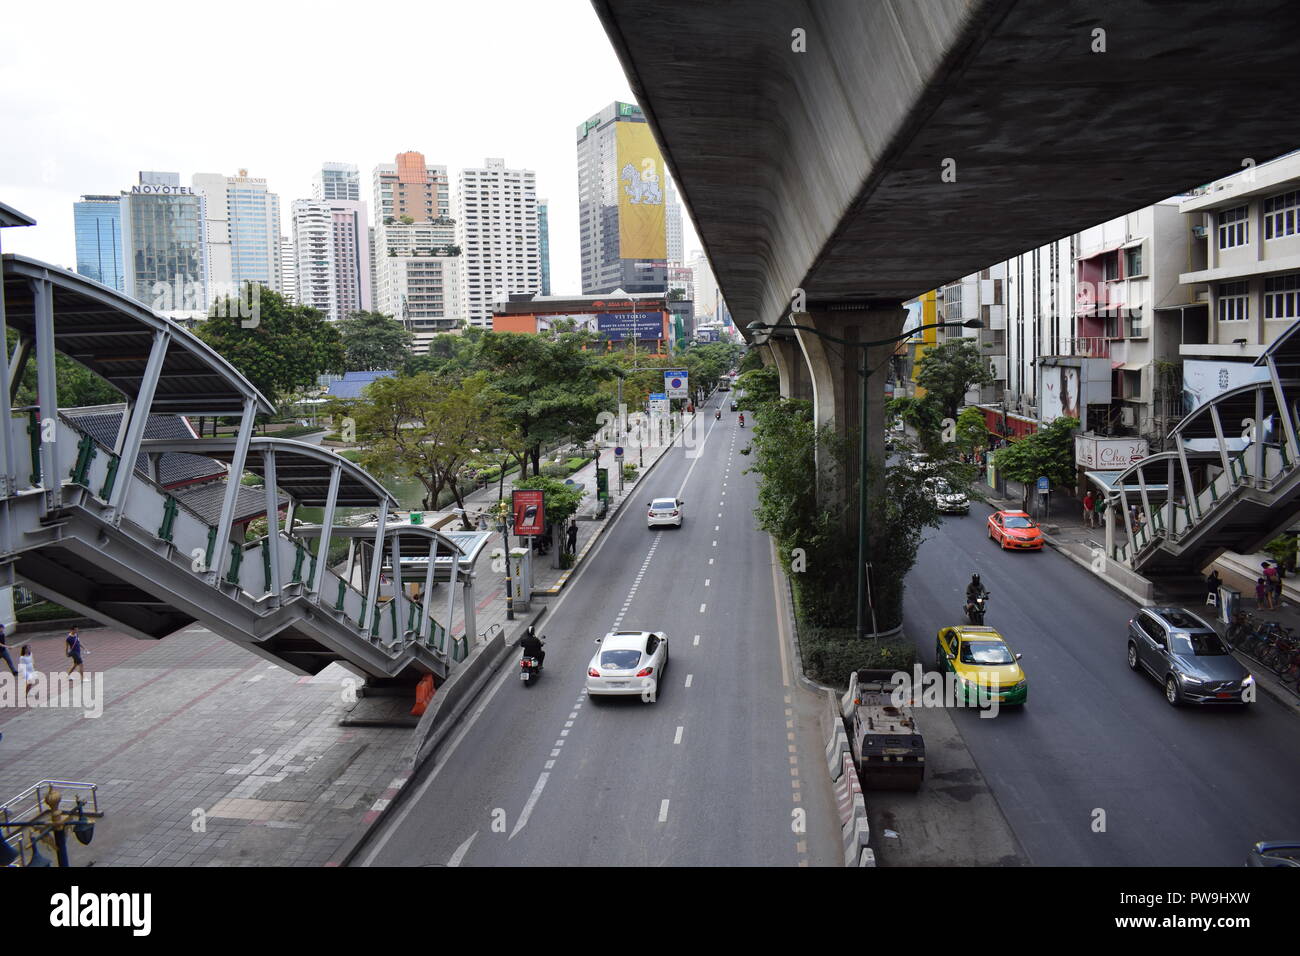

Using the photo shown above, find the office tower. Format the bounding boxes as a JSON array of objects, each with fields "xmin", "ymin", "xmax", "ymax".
[
  {"xmin": 665, "ymin": 179, "xmax": 683, "ymax": 266},
  {"xmin": 279, "ymin": 235, "xmax": 297, "ymax": 303},
  {"xmin": 456, "ymin": 158, "xmax": 541, "ymax": 328},
  {"xmin": 576, "ymin": 101, "xmax": 668, "ymax": 294},
  {"xmin": 373, "ymin": 151, "xmax": 464, "ymax": 349},
  {"xmin": 314, "ymin": 162, "xmax": 361, "ymax": 202},
  {"xmin": 538, "ymin": 199, "xmax": 551, "ymax": 296},
  {"xmin": 291, "ymin": 199, "xmax": 371, "ymax": 322},
  {"xmin": 120, "ymin": 171, "xmax": 207, "ymax": 318},
  {"xmin": 73, "ymin": 195, "xmax": 125, "ymax": 291},
  {"xmin": 192, "ymin": 169, "xmax": 282, "ymax": 303}
]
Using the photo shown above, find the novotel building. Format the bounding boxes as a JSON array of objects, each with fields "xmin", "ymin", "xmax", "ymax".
[
  {"xmin": 492, "ymin": 291, "xmax": 671, "ymax": 349},
  {"xmin": 118, "ymin": 171, "xmax": 208, "ymax": 316}
]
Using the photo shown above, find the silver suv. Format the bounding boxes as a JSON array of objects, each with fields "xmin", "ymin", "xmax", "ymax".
[{"xmin": 1126, "ymin": 607, "xmax": 1254, "ymax": 706}]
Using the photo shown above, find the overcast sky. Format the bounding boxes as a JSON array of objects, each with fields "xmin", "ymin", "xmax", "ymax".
[{"xmin": 0, "ymin": 0, "xmax": 699, "ymax": 293}]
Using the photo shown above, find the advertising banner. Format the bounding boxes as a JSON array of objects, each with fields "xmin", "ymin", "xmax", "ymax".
[
  {"xmin": 512, "ymin": 490, "xmax": 545, "ymax": 536},
  {"xmin": 1075, "ymin": 436, "xmax": 1148, "ymax": 469},
  {"xmin": 597, "ymin": 311, "xmax": 666, "ymax": 340},
  {"xmin": 664, "ymin": 369, "xmax": 689, "ymax": 399},
  {"xmin": 1182, "ymin": 359, "xmax": 1270, "ymax": 413},
  {"xmin": 615, "ymin": 121, "xmax": 667, "ymax": 260}
]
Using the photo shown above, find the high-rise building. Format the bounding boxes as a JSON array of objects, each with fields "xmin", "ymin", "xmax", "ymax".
[
  {"xmin": 538, "ymin": 199, "xmax": 551, "ymax": 296},
  {"xmin": 666, "ymin": 179, "xmax": 683, "ymax": 266},
  {"xmin": 314, "ymin": 162, "xmax": 360, "ymax": 202},
  {"xmin": 290, "ymin": 199, "xmax": 371, "ymax": 322},
  {"xmin": 279, "ymin": 235, "xmax": 297, "ymax": 303},
  {"xmin": 686, "ymin": 248, "xmax": 720, "ymax": 320},
  {"xmin": 372, "ymin": 151, "xmax": 463, "ymax": 349},
  {"xmin": 72, "ymin": 195, "xmax": 125, "ymax": 291},
  {"xmin": 120, "ymin": 171, "xmax": 207, "ymax": 319},
  {"xmin": 576, "ymin": 101, "xmax": 668, "ymax": 294},
  {"xmin": 456, "ymin": 158, "xmax": 542, "ymax": 328},
  {"xmin": 192, "ymin": 169, "xmax": 282, "ymax": 303}
]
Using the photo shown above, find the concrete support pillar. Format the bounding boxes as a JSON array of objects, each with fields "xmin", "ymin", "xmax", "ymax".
[
  {"xmin": 767, "ymin": 338, "xmax": 813, "ymax": 401},
  {"xmin": 793, "ymin": 307, "xmax": 906, "ymax": 517}
]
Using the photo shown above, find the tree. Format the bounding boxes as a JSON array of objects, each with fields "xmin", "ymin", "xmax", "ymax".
[
  {"xmin": 955, "ymin": 405, "xmax": 989, "ymax": 456},
  {"xmin": 735, "ymin": 364, "xmax": 780, "ymax": 409},
  {"xmin": 477, "ymin": 332, "xmax": 618, "ymax": 478},
  {"xmin": 915, "ymin": 339, "xmax": 994, "ymax": 421},
  {"xmin": 667, "ymin": 288, "xmax": 687, "ymax": 301},
  {"xmin": 510, "ymin": 474, "xmax": 587, "ymax": 568},
  {"xmin": 196, "ymin": 287, "xmax": 345, "ymax": 407},
  {"xmin": 886, "ymin": 395, "xmax": 944, "ymax": 454},
  {"xmin": 349, "ymin": 372, "xmax": 510, "ymax": 524},
  {"xmin": 338, "ymin": 311, "xmax": 413, "ymax": 371},
  {"xmin": 993, "ymin": 416, "xmax": 1079, "ymax": 508},
  {"xmin": 403, "ymin": 327, "xmax": 485, "ymax": 378}
]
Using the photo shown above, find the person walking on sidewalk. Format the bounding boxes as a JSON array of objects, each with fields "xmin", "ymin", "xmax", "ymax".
[
  {"xmin": 1256, "ymin": 577, "xmax": 1272, "ymax": 611},
  {"xmin": 1263, "ymin": 561, "xmax": 1282, "ymax": 608},
  {"xmin": 1082, "ymin": 490, "xmax": 1096, "ymax": 529},
  {"xmin": 567, "ymin": 521, "xmax": 578, "ymax": 556},
  {"xmin": 1205, "ymin": 569, "xmax": 1222, "ymax": 606},
  {"xmin": 18, "ymin": 645, "xmax": 35, "ymax": 695},
  {"xmin": 65, "ymin": 627, "xmax": 85, "ymax": 678},
  {"xmin": 0, "ymin": 623, "xmax": 16, "ymax": 679}
]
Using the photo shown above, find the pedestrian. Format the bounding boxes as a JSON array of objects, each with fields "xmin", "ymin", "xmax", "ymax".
[
  {"xmin": 1082, "ymin": 490, "xmax": 1096, "ymax": 528},
  {"xmin": 65, "ymin": 626, "xmax": 84, "ymax": 678},
  {"xmin": 1206, "ymin": 569, "xmax": 1222, "ymax": 607},
  {"xmin": 1095, "ymin": 495, "xmax": 1107, "ymax": 525},
  {"xmin": 567, "ymin": 521, "xmax": 578, "ymax": 555},
  {"xmin": 1263, "ymin": 561, "xmax": 1282, "ymax": 608},
  {"xmin": 1256, "ymin": 577, "xmax": 1270, "ymax": 610},
  {"xmin": 18, "ymin": 645, "xmax": 34, "ymax": 695},
  {"xmin": 0, "ymin": 622, "xmax": 16, "ymax": 679}
]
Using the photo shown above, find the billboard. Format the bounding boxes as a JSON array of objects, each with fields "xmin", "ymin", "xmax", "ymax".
[
  {"xmin": 664, "ymin": 369, "xmax": 689, "ymax": 398},
  {"xmin": 1040, "ymin": 365, "xmax": 1082, "ymax": 424},
  {"xmin": 1075, "ymin": 436, "xmax": 1148, "ymax": 469},
  {"xmin": 615, "ymin": 121, "xmax": 667, "ymax": 260},
  {"xmin": 597, "ymin": 311, "xmax": 666, "ymax": 340},
  {"xmin": 1183, "ymin": 359, "xmax": 1270, "ymax": 413},
  {"xmin": 512, "ymin": 490, "xmax": 545, "ymax": 536},
  {"xmin": 536, "ymin": 314, "xmax": 599, "ymax": 333}
]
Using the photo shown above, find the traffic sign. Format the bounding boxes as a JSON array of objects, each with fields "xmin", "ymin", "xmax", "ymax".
[
  {"xmin": 1036, "ymin": 476, "xmax": 1050, "ymax": 493},
  {"xmin": 614, "ymin": 446, "xmax": 624, "ymax": 457}
]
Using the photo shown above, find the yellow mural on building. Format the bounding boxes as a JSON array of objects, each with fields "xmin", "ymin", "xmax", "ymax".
[{"xmin": 615, "ymin": 122, "xmax": 667, "ymax": 260}]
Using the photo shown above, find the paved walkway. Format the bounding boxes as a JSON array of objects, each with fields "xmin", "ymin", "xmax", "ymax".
[{"xmin": 0, "ymin": 401, "xmax": 708, "ymax": 866}]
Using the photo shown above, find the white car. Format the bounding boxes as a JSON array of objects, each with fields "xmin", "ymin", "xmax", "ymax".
[
  {"xmin": 647, "ymin": 496, "xmax": 684, "ymax": 528},
  {"xmin": 587, "ymin": 630, "xmax": 669, "ymax": 701}
]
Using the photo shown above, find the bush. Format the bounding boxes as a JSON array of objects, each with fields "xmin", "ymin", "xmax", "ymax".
[
  {"xmin": 623, "ymin": 464, "xmax": 638, "ymax": 481},
  {"xmin": 16, "ymin": 601, "xmax": 81, "ymax": 623},
  {"xmin": 268, "ymin": 424, "xmax": 324, "ymax": 439},
  {"xmin": 797, "ymin": 625, "xmax": 916, "ymax": 688}
]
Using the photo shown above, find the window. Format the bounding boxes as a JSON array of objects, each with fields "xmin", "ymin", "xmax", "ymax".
[
  {"xmin": 1124, "ymin": 245, "xmax": 1143, "ymax": 276},
  {"xmin": 1265, "ymin": 273, "xmax": 1300, "ymax": 319},
  {"xmin": 1264, "ymin": 190, "xmax": 1299, "ymax": 240},
  {"xmin": 1218, "ymin": 206, "xmax": 1248, "ymax": 249},
  {"xmin": 1217, "ymin": 281, "xmax": 1249, "ymax": 321},
  {"xmin": 1103, "ymin": 252, "xmax": 1120, "ymax": 281}
]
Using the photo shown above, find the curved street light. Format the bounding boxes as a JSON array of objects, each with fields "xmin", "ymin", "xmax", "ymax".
[{"xmin": 747, "ymin": 315, "xmax": 982, "ymax": 638}]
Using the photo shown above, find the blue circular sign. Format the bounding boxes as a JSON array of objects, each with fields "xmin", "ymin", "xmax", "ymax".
[{"xmin": 614, "ymin": 446, "xmax": 624, "ymax": 457}]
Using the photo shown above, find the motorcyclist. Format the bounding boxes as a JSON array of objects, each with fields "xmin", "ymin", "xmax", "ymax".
[
  {"xmin": 715, "ymin": 409, "xmax": 721, "ymax": 420},
  {"xmin": 965, "ymin": 573, "xmax": 986, "ymax": 608},
  {"xmin": 738, "ymin": 413, "xmax": 745, "ymax": 427},
  {"xmin": 520, "ymin": 625, "xmax": 545, "ymax": 669}
]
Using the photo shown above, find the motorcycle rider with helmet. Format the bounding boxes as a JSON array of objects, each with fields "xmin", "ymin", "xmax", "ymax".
[{"xmin": 520, "ymin": 625, "xmax": 545, "ymax": 670}]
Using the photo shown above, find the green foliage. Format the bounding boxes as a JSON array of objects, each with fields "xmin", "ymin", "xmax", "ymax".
[
  {"xmin": 15, "ymin": 601, "xmax": 82, "ymax": 623},
  {"xmin": 196, "ymin": 287, "xmax": 345, "ymax": 406},
  {"xmin": 338, "ymin": 311, "xmax": 413, "ymax": 372},
  {"xmin": 1264, "ymin": 534, "xmax": 1297, "ymax": 570},
  {"xmin": 993, "ymin": 416, "xmax": 1079, "ymax": 491},
  {"xmin": 916, "ymin": 339, "xmax": 994, "ymax": 420},
  {"xmin": 349, "ymin": 372, "xmax": 511, "ymax": 517},
  {"xmin": 511, "ymin": 474, "xmax": 586, "ymax": 525},
  {"xmin": 796, "ymin": 622, "xmax": 916, "ymax": 688},
  {"xmin": 738, "ymin": 348, "xmax": 764, "ymax": 373},
  {"xmin": 735, "ymin": 365, "xmax": 780, "ymax": 409},
  {"xmin": 887, "ymin": 396, "xmax": 944, "ymax": 454},
  {"xmin": 403, "ymin": 327, "xmax": 485, "ymax": 378},
  {"xmin": 955, "ymin": 405, "xmax": 989, "ymax": 455},
  {"xmin": 623, "ymin": 463, "xmax": 638, "ymax": 481},
  {"xmin": 9, "ymin": 326, "xmax": 122, "ymax": 408}
]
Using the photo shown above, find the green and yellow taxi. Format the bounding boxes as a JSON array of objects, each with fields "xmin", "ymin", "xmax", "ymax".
[{"xmin": 935, "ymin": 625, "xmax": 1028, "ymax": 706}]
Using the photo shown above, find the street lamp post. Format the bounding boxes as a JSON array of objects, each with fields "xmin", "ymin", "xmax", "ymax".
[
  {"xmin": 748, "ymin": 316, "xmax": 981, "ymax": 639},
  {"xmin": 497, "ymin": 504, "xmax": 516, "ymax": 621}
]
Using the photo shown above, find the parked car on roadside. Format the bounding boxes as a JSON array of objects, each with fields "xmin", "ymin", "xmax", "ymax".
[{"xmin": 1126, "ymin": 606, "xmax": 1254, "ymax": 706}]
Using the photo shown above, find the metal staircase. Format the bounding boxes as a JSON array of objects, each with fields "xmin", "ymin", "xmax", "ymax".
[
  {"xmin": 1107, "ymin": 321, "xmax": 1300, "ymax": 575},
  {"xmin": 0, "ymin": 251, "xmax": 483, "ymax": 682}
]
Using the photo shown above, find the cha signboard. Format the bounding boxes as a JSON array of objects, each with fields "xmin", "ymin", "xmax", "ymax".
[
  {"xmin": 664, "ymin": 369, "xmax": 689, "ymax": 399},
  {"xmin": 512, "ymin": 490, "xmax": 545, "ymax": 536},
  {"xmin": 1075, "ymin": 436, "xmax": 1148, "ymax": 470}
]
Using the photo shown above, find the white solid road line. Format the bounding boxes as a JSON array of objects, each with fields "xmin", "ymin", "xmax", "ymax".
[
  {"xmin": 447, "ymin": 831, "xmax": 478, "ymax": 867},
  {"xmin": 659, "ymin": 799, "xmax": 670, "ymax": 822},
  {"xmin": 510, "ymin": 772, "xmax": 550, "ymax": 840}
]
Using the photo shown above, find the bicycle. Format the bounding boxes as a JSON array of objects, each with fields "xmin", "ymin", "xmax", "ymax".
[
  {"xmin": 1225, "ymin": 611, "xmax": 1260, "ymax": 649},
  {"xmin": 1276, "ymin": 645, "xmax": 1300, "ymax": 687},
  {"xmin": 1260, "ymin": 627, "xmax": 1297, "ymax": 672}
]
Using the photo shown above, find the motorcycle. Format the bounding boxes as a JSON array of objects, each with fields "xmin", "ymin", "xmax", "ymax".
[
  {"xmin": 738, "ymin": 415, "xmax": 745, "ymax": 427},
  {"xmin": 520, "ymin": 639, "xmax": 545, "ymax": 686},
  {"xmin": 715, "ymin": 410, "xmax": 721, "ymax": 421},
  {"xmin": 965, "ymin": 590, "xmax": 990, "ymax": 625}
]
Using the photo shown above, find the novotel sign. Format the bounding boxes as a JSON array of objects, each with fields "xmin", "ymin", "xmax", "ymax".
[{"xmin": 128, "ymin": 185, "xmax": 196, "ymax": 195}]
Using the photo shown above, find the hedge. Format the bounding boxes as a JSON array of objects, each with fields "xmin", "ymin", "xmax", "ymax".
[{"xmin": 16, "ymin": 601, "xmax": 82, "ymax": 623}]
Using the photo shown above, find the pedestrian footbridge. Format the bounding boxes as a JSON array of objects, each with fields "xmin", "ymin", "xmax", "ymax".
[
  {"xmin": 1104, "ymin": 322, "xmax": 1300, "ymax": 575},
  {"xmin": 0, "ymin": 250, "xmax": 486, "ymax": 682}
]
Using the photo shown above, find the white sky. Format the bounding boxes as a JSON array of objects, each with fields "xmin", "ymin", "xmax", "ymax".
[{"xmin": 0, "ymin": 0, "xmax": 700, "ymax": 294}]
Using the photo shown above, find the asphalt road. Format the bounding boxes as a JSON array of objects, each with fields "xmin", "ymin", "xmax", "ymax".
[
  {"xmin": 905, "ymin": 501, "xmax": 1300, "ymax": 866},
  {"xmin": 357, "ymin": 394, "xmax": 842, "ymax": 866}
]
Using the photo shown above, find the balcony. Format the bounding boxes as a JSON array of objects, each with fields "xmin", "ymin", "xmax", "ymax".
[{"xmin": 1065, "ymin": 336, "xmax": 1111, "ymax": 358}]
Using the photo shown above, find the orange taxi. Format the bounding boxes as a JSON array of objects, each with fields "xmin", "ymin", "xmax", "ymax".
[{"xmin": 987, "ymin": 510, "xmax": 1043, "ymax": 550}]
